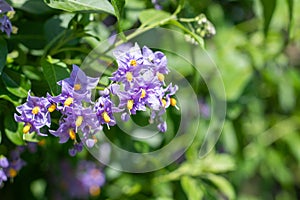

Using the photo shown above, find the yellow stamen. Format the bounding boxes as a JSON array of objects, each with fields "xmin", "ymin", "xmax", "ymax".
[
  {"xmin": 64, "ymin": 97, "xmax": 73, "ymax": 106},
  {"xmin": 157, "ymin": 72, "xmax": 165, "ymax": 82},
  {"xmin": 32, "ymin": 106, "xmax": 40, "ymax": 115},
  {"xmin": 126, "ymin": 72, "xmax": 133, "ymax": 82},
  {"xmin": 23, "ymin": 123, "xmax": 31, "ymax": 134},
  {"xmin": 48, "ymin": 104, "xmax": 56, "ymax": 112},
  {"xmin": 170, "ymin": 98, "xmax": 177, "ymax": 106},
  {"xmin": 127, "ymin": 100, "xmax": 134, "ymax": 110},
  {"xmin": 130, "ymin": 59, "xmax": 137, "ymax": 67},
  {"xmin": 8, "ymin": 168, "xmax": 17, "ymax": 178},
  {"xmin": 69, "ymin": 129, "xmax": 76, "ymax": 140},
  {"xmin": 89, "ymin": 185, "xmax": 101, "ymax": 196},
  {"xmin": 75, "ymin": 116, "xmax": 83, "ymax": 127},
  {"xmin": 102, "ymin": 112, "xmax": 111, "ymax": 123},
  {"xmin": 161, "ymin": 99, "xmax": 167, "ymax": 107},
  {"xmin": 140, "ymin": 89, "xmax": 146, "ymax": 99},
  {"xmin": 74, "ymin": 83, "xmax": 81, "ymax": 91}
]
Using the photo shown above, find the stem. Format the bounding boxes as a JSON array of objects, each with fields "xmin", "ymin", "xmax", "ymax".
[
  {"xmin": 111, "ymin": 2, "xmax": 182, "ymax": 49},
  {"xmin": 179, "ymin": 18, "xmax": 196, "ymax": 23},
  {"xmin": 95, "ymin": 86, "xmax": 106, "ymax": 90}
]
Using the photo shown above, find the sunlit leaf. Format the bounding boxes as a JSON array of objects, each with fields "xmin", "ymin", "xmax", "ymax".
[
  {"xmin": 181, "ymin": 176, "xmax": 204, "ymax": 200},
  {"xmin": 44, "ymin": 0, "xmax": 115, "ymax": 15},
  {"xmin": 205, "ymin": 174, "xmax": 235, "ymax": 200},
  {"xmin": 5, "ymin": 115, "xmax": 25, "ymax": 145},
  {"xmin": 139, "ymin": 9, "xmax": 171, "ymax": 27},
  {"xmin": 1, "ymin": 72, "xmax": 30, "ymax": 98}
]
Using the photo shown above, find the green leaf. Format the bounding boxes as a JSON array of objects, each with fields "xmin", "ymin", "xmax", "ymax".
[
  {"xmin": 260, "ymin": 0, "xmax": 277, "ymax": 35},
  {"xmin": 41, "ymin": 57, "xmax": 70, "ymax": 95},
  {"xmin": 111, "ymin": 0, "xmax": 125, "ymax": 21},
  {"xmin": 44, "ymin": 0, "xmax": 115, "ymax": 15},
  {"xmin": 139, "ymin": 9, "xmax": 171, "ymax": 27},
  {"xmin": 111, "ymin": 0, "xmax": 126, "ymax": 40},
  {"xmin": 1, "ymin": 72, "xmax": 30, "ymax": 98},
  {"xmin": 4, "ymin": 115, "xmax": 25, "ymax": 145},
  {"xmin": 0, "ymin": 130, "xmax": 2, "ymax": 144},
  {"xmin": 0, "ymin": 37, "xmax": 7, "ymax": 75},
  {"xmin": 205, "ymin": 174, "xmax": 235, "ymax": 200},
  {"xmin": 11, "ymin": 0, "xmax": 54, "ymax": 15},
  {"xmin": 23, "ymin": 132, "xmax": 41, "ymax": 143},
  {"xmin": 0, "ymin": 80, "xmax": 20, "ymax": 106},
  {"xmin": 181, "ymin": 176, "xmax": 204, "ymax": 200}
]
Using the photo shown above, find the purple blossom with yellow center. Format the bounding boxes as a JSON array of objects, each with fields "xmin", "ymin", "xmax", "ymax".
[
  {"xmin": 110, "ymin": 44, "xmax": 179, "ymax": 132},
  {"xmin": 111, "ymin": 83, "xmax": 146, "ymax": 121},
  {"xmin": 142, "ymin": 46, "xmax": 169, "ymax": 84},
  {"xmin": 58, "ymin": 64, "xmax": 99, "ymax": 102},
  {"xmin": 111, "ymin": 43, "xmax": 143, "ymax": 89},
  {"xmin": 14, "ymin": 112, "xmax": 45, "ymax": 135},
  {"xmin": 50, "ymin": 104, "xmax": 100, "ymax": 154},
  {"xmin": 94, "ymin": 89, "xmax": 117, "ymax": 128},
  {"xmin": 0, "ymin": 148, "xmax": 26, "ymax": 183},
  {"xmin": 51, "ymin": 81, "xmax": 77, "ymax": 112},
  {"xmin": 14, "ymin": 91, "xmax": 51, "ymax": 135},
  {"xmin": 71, "ymin": 106, "xmax": 101, "ymax": 148},
  {"xmin": 49, "ymin": 114, "xmax": 76, "ymax": 144}
]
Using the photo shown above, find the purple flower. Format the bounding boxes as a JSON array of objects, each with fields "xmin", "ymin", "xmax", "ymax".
[
  {"xmin": 49, "ymin": 115, "xmax": 76, "ymax": 143},
  {"xmin": 110, "ymin": 44, "xmax": 179, "ymax": 132},
  {"xmin": 58, "ymin": 64, "xmax": 99, "ymax": 102},
  {"xmin": 0, "ymin": 15, "xmax": 12, "ymax": 37},
  {"xmin": 0, "ymin": 169, "xmax": 7, "ymax": 185},
  {"xmin": 76, "ymin": 160, "xmax": 105, "ymax": 197},
  {"xmin": 51, "ymin": 81, "xmax": 77, "ymax": 112},
  {"xmin": 0, "ymin": 0, "xmax": 13, "ymax": 37},
  {"xmin": 111, "ymin": 43, "xmax": 143, "ymax": 89},
  {"xmin": 142, "ymin": 46, "xmax": 169, "ymax": 74},
  {"xmin": 2, "ymin": 148, "xmax": 26, "ymax": 180},
  {"xmin": 50, "ymin": 160, "xmax": 105, "ymax": 198},
  {"xmin": 94, "ymin": 93, "xmax": 117, "ymax": 128},
  {"xmin": 117, "ymin": 89, "xmax": 147, "ymax": 121},
  {"xmin": 0, "ymin": 156, "xmax": 9, "ymax": 168},
  {"xmin": 69, "ymin": 142, "xmax": 84, "ymax": 156},
  {"xmin": 14, "ymin": 92, "xmax": 51, "ymax": 136},
  {"xmin": 0, "ymin": 0, "xmax": 14, "ymax": 13}
]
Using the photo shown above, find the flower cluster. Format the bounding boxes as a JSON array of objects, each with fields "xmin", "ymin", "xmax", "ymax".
[
  {"xmin": 51, "ymin": 160, "xmax": 105, "ymax": 199},
  {"xmin": 15, "ymin": 64, "xmax": 102, "ymax": 156},
  {"xmin": 14, "ymin": 43, "xmax": 178, "ymax": 155},
  {"xmin": 110, "ymin": 43, "xmax": 178, "ymax": 132},
  {"xmin": 0, "ymin": 0, "xmax": 13, "ymax": 37},
  {"xmin": 0, "ymin": 145, "xmax": 29, "ymax": 187}
]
